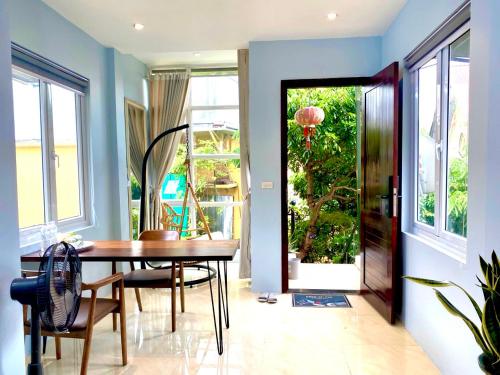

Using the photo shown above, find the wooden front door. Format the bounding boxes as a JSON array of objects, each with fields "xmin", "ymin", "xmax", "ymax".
[{"xmin": 360, "ymin": 62, "xmax": 400, "ymax": 324}]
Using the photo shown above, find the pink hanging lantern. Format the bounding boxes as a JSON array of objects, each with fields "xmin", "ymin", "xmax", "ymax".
[{"xmin": 294, "ymin": 106, "xmax": 325, "ymax": 150}]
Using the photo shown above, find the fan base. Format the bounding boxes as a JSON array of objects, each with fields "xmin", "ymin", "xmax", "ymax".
[{"xmin": 27, "ymin": 363, "xmax": 43, "ymax": 375}]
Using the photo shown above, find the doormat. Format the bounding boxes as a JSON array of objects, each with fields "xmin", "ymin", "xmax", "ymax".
[{"xmin": 292, "ymin": 293, "xmax": 351, "ymax": 308}]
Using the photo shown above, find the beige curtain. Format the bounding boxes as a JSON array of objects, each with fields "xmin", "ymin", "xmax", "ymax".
[
  {"xmin": 127, "ymin": 105, "xmax": 146, "ymax": 181},
  {"xmin": 238, "ymin": 49, "xmax": 251, "ymax": 279},
  {"xmin": 147, "ymin": 71, "xmax": 190, "ymax": 230}
]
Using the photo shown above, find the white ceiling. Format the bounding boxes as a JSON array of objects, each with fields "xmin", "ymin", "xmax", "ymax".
[{"xmin": 42, "ymin": 0, "xmax": 407, "ymax": 67}]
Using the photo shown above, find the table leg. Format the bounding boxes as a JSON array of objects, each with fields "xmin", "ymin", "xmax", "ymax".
[
  {"xmin": 112, "ymin": 261, "xmax": 117, "ymax": 331},
  {"xmin": 207, "ymin": 260, "xmax": 230, "ymax": 355},
  {"xmin": 219, "ymin": 261, "xmax": 229, "ymax": 329},
  {"xmin": 171, "ymin": 261, "xmax": 176, "ymax": 332}
]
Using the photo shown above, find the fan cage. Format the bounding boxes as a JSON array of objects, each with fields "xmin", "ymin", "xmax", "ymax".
[{"xmin": 38, "ymin": 242, "xmax": 82, "ymax": 333}]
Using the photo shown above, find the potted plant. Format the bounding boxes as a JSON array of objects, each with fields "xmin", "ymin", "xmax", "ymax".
[{"xmin": 405, "ymin": 250, "xmax": 500, "ymax": 374}]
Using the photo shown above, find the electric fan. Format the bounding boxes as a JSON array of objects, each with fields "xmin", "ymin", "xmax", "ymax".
[{"xmin": 11, "ymin": 242, "xmax": 82, "ymax": 375}]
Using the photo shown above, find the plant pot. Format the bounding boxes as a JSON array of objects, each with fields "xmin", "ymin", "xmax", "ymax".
[
  {"xmin": 288, "ymin": 258, "xmax": 301, "ymax": 280},
  {"xmin": 478, "ymin": 353, "xmax": 500, "ymax": 375}
]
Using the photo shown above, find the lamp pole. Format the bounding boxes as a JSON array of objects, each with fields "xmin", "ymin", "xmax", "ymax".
[{"xmin": 139, "ymin": 124, "xmax": 189, "ymax": 234}]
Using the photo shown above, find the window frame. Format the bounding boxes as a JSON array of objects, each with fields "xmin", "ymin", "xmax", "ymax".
[
  {"xmin": 410, "ymin": 22, "xmax": 470, "ymax": 256},
  {"xmin": 169, "ymin": 70, "xmax": 243, "ymax": 238},
  {"xmin": 12, "ymin": 65, "xmax": 92, "ymax": 246}
]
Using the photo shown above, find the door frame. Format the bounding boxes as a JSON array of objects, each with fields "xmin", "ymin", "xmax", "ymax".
[{"xmin": 280, "ymin": 77, "xmax": 372, "ymax": 293}]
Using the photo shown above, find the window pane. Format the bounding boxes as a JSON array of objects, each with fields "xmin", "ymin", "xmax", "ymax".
[
  {"xmin": 162, "ymin": 132, "xmax": 188, "ymax": 201},
  {"xmin": 197, "ymin": 206, "xmax": 241, "ymax": 240},
  {"xmin": 194, "ymin": 159, "xmax": 242, "ymax": 202},
  {"xmin": 191, "ymin": 75, "xmax": 238, "ymax": 106},
  {"xmin": 445, "ymin": 32, "xmax": 470, "ymax": 237},
  {"xmin": 192, "ymin": 109, "xmax": 240, "ymax": 154},
  {"xmin": 417, "ymin": 58, "xmax": 438, "ymax": 226},
  {"xmin": 51, "ymin": 84, "xmax": 82, "ymax": 221},
  {"xmin": 12, "ymin": 71, "xmax": 45, "ymax": 229}
]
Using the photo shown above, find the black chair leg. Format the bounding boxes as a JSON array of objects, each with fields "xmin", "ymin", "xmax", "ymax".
[{"xmin": 42, "ymin": 336, "xmax": 47, "ymax": 354}]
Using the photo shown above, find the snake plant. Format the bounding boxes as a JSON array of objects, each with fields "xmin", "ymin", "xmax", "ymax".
[{"xmin": 404, "ymin": 250, "xmax": 500, "ymax": 373}]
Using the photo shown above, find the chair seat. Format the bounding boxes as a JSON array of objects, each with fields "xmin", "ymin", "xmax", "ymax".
[
  {"xmin": 72, "ymin": 297, "xmax": 120, "ymax": 330},
  {"xmin": 123, "ymin": 269, "xmax": 176, "ymax": 288},
  {"xmin": 25, "ymin": 297, "xmax": 119, "ymax": 332}
]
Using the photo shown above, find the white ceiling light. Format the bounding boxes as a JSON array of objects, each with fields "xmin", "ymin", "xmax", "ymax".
[
  {"xmin": 327, "ymin": 12, "xmax": 337, "ymax": 21},
  {"xmin": 133, "ymin": 23, "xmax": 144, "ymax": 31},
  {"xmin": 193, "ymin": 52, "xmax": 201, "ymax": 57}
]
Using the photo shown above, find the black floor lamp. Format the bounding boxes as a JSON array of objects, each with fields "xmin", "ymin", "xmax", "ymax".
[
  {"xmin": 137, "ymin": 123, "xmax": 217, "ymax": 285},
  {"xmin": 139, "ymin": 123, "xmax": 189, "ymax": 234}
]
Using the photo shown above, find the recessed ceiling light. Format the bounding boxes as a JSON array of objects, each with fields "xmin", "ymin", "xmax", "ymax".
[
  {"xmin": 193, "ymin": 52, "xmax": 201, "ymax": 57},
  {"xmin": 327, "ymin": 12, "xmax": 337, "ymax": 21},
  {"xmin": 133, "ymin": 23, "xmax": 144, "ymax": 31}
]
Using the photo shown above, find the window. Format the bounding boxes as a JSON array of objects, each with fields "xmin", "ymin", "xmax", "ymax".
[
  {"xmin": 12, "ymin": 64, "xmax": 90, "ymax": 244},
  {"xmin": 412, "ymin": 27, "xmax": 470, "ymax": 251},
  {"xmin": 162, "ymin": 71, "xmax": 241, "ymax": 239}
]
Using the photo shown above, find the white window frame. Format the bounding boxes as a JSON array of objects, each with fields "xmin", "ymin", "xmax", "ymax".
[
  {"xmin": 164, "ymin": 70, "xmax": 243, "ymax": 237},
  {"xmin": 410, "ymin": 22, "xmax": 470, "ymax": 258},
  {"xmin": 13, "ymin": 66, "xmax": 92, "ymax": 247}
]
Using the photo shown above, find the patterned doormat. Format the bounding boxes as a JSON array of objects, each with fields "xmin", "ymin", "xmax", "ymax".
[{"xmin": 292, "ymin": 293, "xmax": 351, "ymax": 308}]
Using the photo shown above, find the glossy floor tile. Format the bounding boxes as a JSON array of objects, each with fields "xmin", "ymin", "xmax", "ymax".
[{"xmin": 35, "ymin": 264, "xmax": 439, "ymax": 374}]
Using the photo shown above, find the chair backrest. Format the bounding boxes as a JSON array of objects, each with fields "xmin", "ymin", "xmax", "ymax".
[
  {"xmin": 138, "ymin": 230, "xmax": 180, "ymax": 241},
  {"xmin": 21, "ymin": 269, "xmax": 40, "ymax": 277},
  {"xmin": 160, "ymin": 203, "xmax": 184, "ymax": 233}
]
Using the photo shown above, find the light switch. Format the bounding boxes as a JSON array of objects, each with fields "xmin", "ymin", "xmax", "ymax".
[{"xmin": 261, "ymin": 181, "xmax": 273, "ymax": 189}]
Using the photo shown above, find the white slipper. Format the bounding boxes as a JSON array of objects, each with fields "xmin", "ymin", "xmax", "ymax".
[
  {"xmin": 258, "ymin": 293, "xmax": 269, "ymax": 303},
  {"xmin": 267, "ymin": 293, "xmax": 278, "ymax": 304}
]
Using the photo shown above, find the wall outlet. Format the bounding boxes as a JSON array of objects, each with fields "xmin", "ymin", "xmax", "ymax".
[{"xmin": 261, "ymin": 181, "xmax": 273, "ymax": 189}]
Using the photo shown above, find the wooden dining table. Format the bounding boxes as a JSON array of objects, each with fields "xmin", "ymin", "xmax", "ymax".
[{"xmin": 21, "ymin": 239, "xmax": 239, "ymax": 355}]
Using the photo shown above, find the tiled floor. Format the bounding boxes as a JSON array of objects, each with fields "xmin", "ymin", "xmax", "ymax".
[{"xmin": 37, "ymin": 265, "xmax": 439, "ymax": 375}]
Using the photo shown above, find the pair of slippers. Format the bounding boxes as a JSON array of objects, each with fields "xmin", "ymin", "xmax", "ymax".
[{"xmin": 258, "ymin": 293, "xmax": 278, "ymax": 304}]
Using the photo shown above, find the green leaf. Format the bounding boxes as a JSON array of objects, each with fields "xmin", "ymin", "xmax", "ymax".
[
  {"xmin": 405, "ymin": 276, "xmax": 483, "ymax": 322},
  {"xmin": 486, "ymin": 264, "xmax": 495, "ymax": 289},
  {"xmin": 403, "ymin": 276, "xmax": 451, "ymax": 287},
  {"xmin": 450, "ymin": 281, "xmax": 483, "ymax": 322},
  {"xmin": 478, "ymin": 275, "xmax": 491, "ymax": 301},
  {"xmin": 492, "ymin": 251, "xmax": 500, "ymax": 276},
  {"xmin": 482, "ymin": 296, "xmax": 500, "ymax": 359},
  {"xmin": 480, "ymin": 256, "xmax": 489, "ymax": 280},
  {"xmin": 434, "ymin": 289, "xmax": 491, "ymax": 355}
]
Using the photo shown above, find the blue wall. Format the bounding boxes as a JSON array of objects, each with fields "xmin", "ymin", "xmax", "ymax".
[
  {"xmin": 107, "ymin": 49, "xmax": 148, "ymax": 240},
  {"xmin": 2, "ymin": 0, "xmax": 147, "ymax": 340},
  {"xmin": 7, "ymin": 0, "xmax": 147, "ymax": 246},
  {"xmin": 1, "ymin": 2, "xmax": 147, "ymax": 371},
  {"xmin": 8, "ymin": 0, "xmax": 115, "ymax": 245},
  {"xmin": 381, "ymin": 0, "xmax": 467, "ymax": 67},
  {"xmin": 7, "ymin": 0, "xmax": 147, "ymax": 244},
  {"xmin": 0, "ymin": 0, "xmax": 25, "ymax": 373},
  {"xmin": 249, "ymin": 37, "xmax": 381, "ymax": 292},
  {"xmin": 249, "ymin": 2, "xmax": 500, "ymax": 373},
  {"xmin": 382, "ymin": 1, "xmax": 497, "ymax": 374},
  {"xmin": 1, "ymin": 0, "xmax": 147, "ymax": 371}
]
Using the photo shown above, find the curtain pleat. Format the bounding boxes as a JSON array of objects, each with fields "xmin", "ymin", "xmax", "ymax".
[
  {"xmin": 127, "ymin": 105, "xmax": 146, "ymax": 181},
  {"xmin": 146, "ymin": 71, "xmax": 190, "ymax": 230},
  {"xmin": 238, "ymin": 49, "xmax": 251, "ymax": 279}
]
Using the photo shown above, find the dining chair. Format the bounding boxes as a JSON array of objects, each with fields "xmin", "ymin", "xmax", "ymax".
[
  {"xmin": 22, "ymin": 270, "xmax": 127, "ymax": 375},
  {"xmin": 112, "ymin": 230, "xmax": 185, "ymax": 332}
]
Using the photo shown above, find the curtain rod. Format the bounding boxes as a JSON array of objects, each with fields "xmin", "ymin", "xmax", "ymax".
[{"xmin": 150, "ymin": 66, "xmax": 237, "ymax": 74}]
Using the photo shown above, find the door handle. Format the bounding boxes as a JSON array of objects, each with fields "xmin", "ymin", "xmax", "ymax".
[{"xmin": 393, "ymin": 188, "xmax": 402, "ymax": 218}]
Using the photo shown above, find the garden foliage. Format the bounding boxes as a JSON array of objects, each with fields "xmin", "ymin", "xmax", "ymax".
[{"xmin": 287, "ymin": 87, "xmax": 359, "ymax": 263}]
